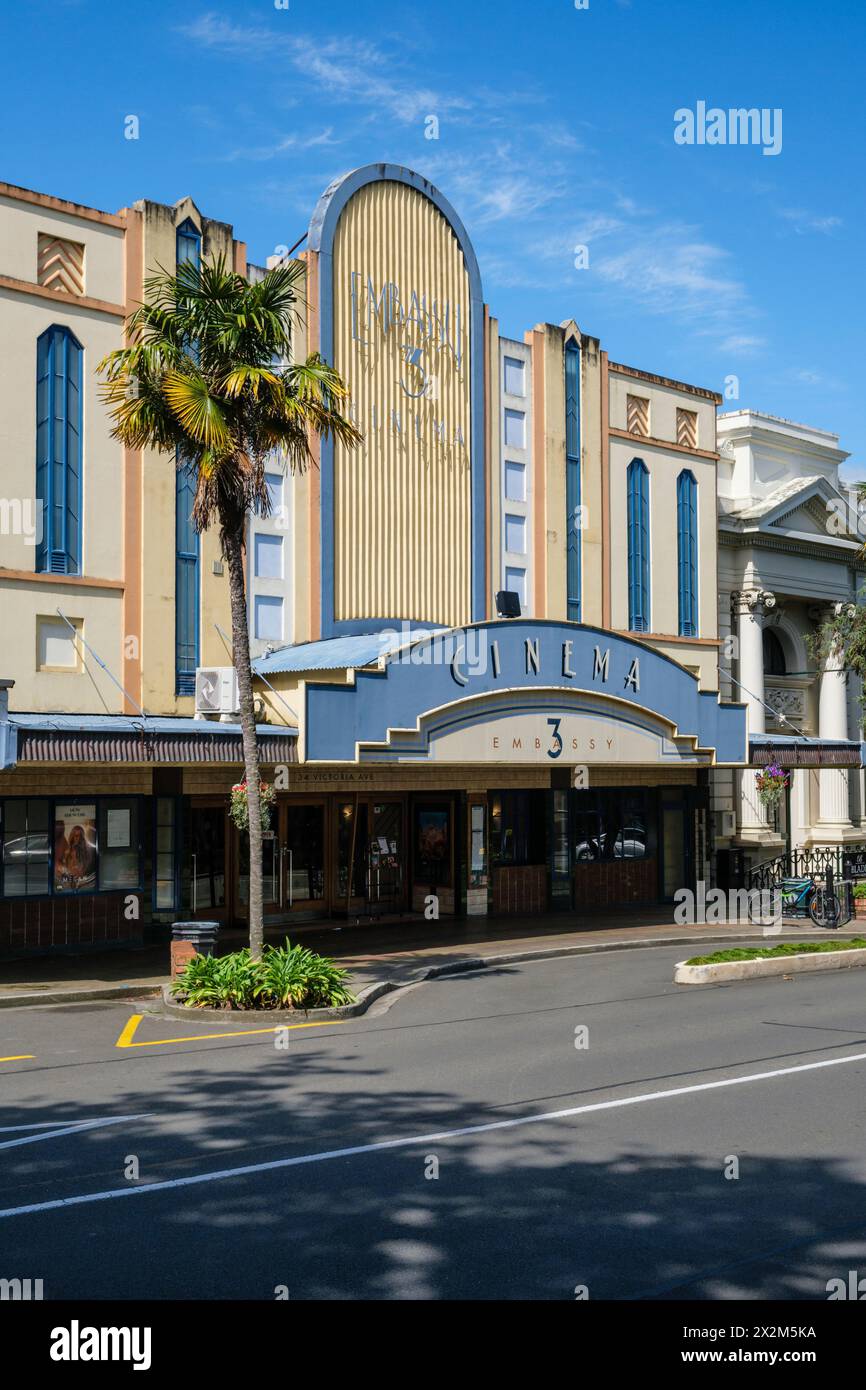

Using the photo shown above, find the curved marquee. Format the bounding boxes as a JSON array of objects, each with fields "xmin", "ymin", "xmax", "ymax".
[{"xmin": 302, "ymin": 620, "xmax": 748, "ymax": 767}]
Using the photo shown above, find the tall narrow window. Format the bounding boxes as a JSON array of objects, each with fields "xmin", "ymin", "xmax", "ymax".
[
  {"xmin": 565, "ymin": 340, "xmax": 581, "ymax": 621},
  {"xmin": 676, "ymin": 469, "xmax": 698, "ymax": 637},
  {"xmin": 175, "ymin": 219, "xmax": 202, "ymax": 695},
  {"xmin": 175, "ymin": 458, "xmax": 199, "ymax": 695},
  {"xmin": 176, "ymin": 218, "xmax": 202, "ymax": 270},
  {"xmin": 36, "ymin": 326, "xmax": 83, "ymax": 575},
  {"xmin": 627, "ymin": 458, "xmax": 650, "ymax": 632}
]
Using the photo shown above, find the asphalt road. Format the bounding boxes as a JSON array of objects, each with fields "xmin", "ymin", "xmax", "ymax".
[{"xmin": 2, "ymin": 941, "xmax": 866, "ymax": 1300}]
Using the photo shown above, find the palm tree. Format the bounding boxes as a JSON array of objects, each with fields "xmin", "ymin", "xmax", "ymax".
[{"xmin": 98, "ymin": 256, "xmax": 360, "ymax": 955}]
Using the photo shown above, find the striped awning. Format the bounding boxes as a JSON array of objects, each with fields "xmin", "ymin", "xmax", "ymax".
[
  {"xmin": 751, "ymin": 736, "xmax": 866, "ymax": 769},
  {"xmin": 2, "ymin": 714, "xmax": 298, "ymax": 769}
]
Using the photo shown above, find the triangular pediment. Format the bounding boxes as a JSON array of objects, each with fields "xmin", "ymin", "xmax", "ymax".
[
  {"xmin": 737, "ymin": 476, "xmax": 862, "ymax": 543},
  {"xmin": 769, "ymin": 496, "xmax": 840, "ymax": 537}
]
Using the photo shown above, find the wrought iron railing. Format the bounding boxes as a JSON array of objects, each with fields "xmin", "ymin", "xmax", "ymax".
[{"xmin": 748, "ymin": 845, "xmax": 866, "ymax": 892}]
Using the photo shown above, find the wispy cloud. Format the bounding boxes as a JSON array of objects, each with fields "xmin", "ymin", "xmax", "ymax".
[
  {"xmin": 779, "ymin": 207, "xmax": 843, "ymax": 235},
  {"xmin": 222, "ymin": 128, "xmax": 340, "ymax": 163},
  {"xmin": 181, "ymin": 14, "xmax": 473, "ymax": 125},
  {"xmin": 718, "ymin": 334, "xmax": 766, "ymax": 355}
]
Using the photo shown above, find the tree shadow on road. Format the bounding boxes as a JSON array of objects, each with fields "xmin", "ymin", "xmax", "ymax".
[{"xmin": 3, "ymin": 1045, "xmax": 866, "ymax": 1300}]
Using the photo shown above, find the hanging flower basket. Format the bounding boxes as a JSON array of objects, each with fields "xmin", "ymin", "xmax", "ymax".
[
  {"xmin": 755, "ymin": 762, "xmax": 789, "ymax": 809},
  {"xmin": 229, "ymin": 779, "xmax": 277, "ymax": 833}
]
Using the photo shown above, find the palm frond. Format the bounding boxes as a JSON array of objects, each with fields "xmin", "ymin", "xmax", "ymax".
[{"xmin": 163, "ymin": 371, "xmax": 232, "ymax": 451}]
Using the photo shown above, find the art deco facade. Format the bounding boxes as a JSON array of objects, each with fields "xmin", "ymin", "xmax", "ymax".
[{"xmin": 0, "ymin": 165, "xmax": 861, "ymax": 955}]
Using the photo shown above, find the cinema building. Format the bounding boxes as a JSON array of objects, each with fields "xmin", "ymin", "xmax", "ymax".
[{"xmin": 4, "ymin": 162, "xmax": 856, "ymax": 955}]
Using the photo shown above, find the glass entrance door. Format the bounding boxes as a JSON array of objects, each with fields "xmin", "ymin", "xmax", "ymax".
[
  {"xmin": 336, "ymin": 798, "xmax": 407, "ymax": 917},
  {"xmin": 189, "ymin": 804, "xmax": 228, "ymax": 919},
  {"xmin": 366, "ymin": 802, "xmax": 404, "ymax": 913},
  {"xmin": 283, "ymin": 803, "xmax": 326, "ymax": 912},
  {"xmin": 236, "ymin": 801, "xmax": 328, "ymax": 921}
]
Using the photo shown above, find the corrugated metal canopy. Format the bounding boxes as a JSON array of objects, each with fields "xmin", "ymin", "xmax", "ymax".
[
  {"xmin": 7, "ymin": 714, "xmax": 297, "ymax": 735},
  {"xmin": 2, "ymin": 713, "xmax": 298, "ymax": 769},
  {"xmin": 253, "ymin": 628, "xmax": 444, "ymax": 675},
  {"xmin": 751, "ymin": 734, "xmax": 866, "ymax": 769}
]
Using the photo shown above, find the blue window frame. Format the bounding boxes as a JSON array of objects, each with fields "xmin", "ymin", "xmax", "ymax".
[
  {"xmin": 677, "ymin": 469, "xmax": 698, "ymax": 637},
  {"xmin": 174, "ymin": 218, "xmax": 202, "ymax": 696},
  {"xmin": 175, "ymin": 458, "xmax": 199, "ymax": 695},
  {"xmin": 36, "ymin": 325, "xmax": 83, "ymax": 575},
  {"xmin": 627, "ymin": 458, "xmax": 650, "ymax": 632},
  {"xmin": 565, "ymin": 340, "xmax": 581, "ymax": 621},
  {"xmin": 176, "ymin": 217, "xmax": 201, "ymax": 269}
]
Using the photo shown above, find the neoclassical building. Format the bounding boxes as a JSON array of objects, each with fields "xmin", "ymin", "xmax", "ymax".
[
  {"xmin": 712, "ymin": 409, "xmax": 865, "ymax": 880},
  {"xmin": 0, "ymin": 164, "xmax": 861, "ymax": 955}
]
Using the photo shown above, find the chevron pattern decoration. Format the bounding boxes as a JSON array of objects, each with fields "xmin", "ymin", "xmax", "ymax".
[
  {"xmin": 37, "ymin": 233, "xmax": 85, "ymax": 296},
  {"xmin": 626, "ymin": 393, "xmax": 649, "ymax": 437},
  {"xmin": 676, "ymin": 408, "xmax": 698, "ymax": 450}
]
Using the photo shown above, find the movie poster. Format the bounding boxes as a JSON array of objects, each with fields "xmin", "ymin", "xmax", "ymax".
[
  {"xmin": 54, "ymin": 802, "xmax": 97, "ymax": 893},
  {"xmin": 417, "ymin": 809, "xmax": 449, "ymax": 869}
]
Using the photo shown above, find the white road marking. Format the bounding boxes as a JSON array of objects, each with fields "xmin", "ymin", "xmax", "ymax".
[
  {"xmin": 2, "ymin": 1048, "xmax": 866, "ymax": 1220},
  {"xmin": 0, "ymin": 1115, "xmax": 150, "ymax": 1152}
]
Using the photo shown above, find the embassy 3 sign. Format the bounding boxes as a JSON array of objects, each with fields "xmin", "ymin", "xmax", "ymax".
[{"xmin": 302, "ymin": 621, "xmax": 748, "ymax": 768}]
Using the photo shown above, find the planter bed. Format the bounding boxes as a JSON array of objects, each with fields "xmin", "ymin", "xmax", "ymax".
[{"xmin": 676, "ymin": 938, "xmax": 866, "ymax": 985}]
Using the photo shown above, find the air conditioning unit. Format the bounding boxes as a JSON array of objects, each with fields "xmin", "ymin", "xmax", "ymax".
[{"xmin": 195, "ymin": 667, "xmax": 239, "ymax": 715}]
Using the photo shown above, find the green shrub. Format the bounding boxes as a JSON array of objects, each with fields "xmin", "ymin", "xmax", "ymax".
[
  {"xmin": 171, "ymin": 939, "xmax": 355, "ymax": 1010},
  {"xmin": 853, "ymin": 883, "xmax": 866, "ymax": 900}
]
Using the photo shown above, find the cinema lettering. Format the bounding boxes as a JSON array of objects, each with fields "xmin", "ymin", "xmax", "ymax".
[{"xmin": 303, "ymin": 621, "xmax": 748, "ymax": 769}]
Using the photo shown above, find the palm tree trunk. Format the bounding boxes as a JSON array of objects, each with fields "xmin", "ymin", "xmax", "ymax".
[{"xmin": 223, "ymin": 522, "xmax": 264, "ymax": 957}]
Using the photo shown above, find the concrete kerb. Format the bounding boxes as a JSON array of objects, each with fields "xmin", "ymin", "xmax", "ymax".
[
  {"xmin": 0, "ymin": 984, "xmax": 161, "ymax": 1010},
  {"xmin": 146, "ymin": 930, "xmax": 866, "ymax": 1027},
  {"xmin": 675, "ymin": 944, "xmax": 866, "ymax": 986},
  {"xmin": 2, "ymin": 929, "xmax": 861, "ymax": 1014}
]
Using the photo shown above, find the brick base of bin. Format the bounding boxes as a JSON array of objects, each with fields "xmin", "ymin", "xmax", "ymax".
[{"xmin": 171, "ymin": 939, "xmax": 198, "ymax": 979}]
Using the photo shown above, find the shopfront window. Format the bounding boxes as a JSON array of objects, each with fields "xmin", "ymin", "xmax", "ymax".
[
  {"xmin": 470, "ymin": 803, "xmax": 487, "ymax": 887},
  {"xmin": 490, "ymin": 791, "xmax": 546, "ymax": 865},
  {"xmin": 1, "ymin": 797, "xmax": 143, "ymax": 898},
  {"xmin": 415, "ymin": 805, "xmax": 451, "ymax": 887},
  {"xmin": 98, "ymin": 799, "xmax": 140, "ymax": 890},
  {"xmin": 2, "ymin": 799, "xmax": 51, "ymax": 897},
  {"xmin": 572, "ymin": 791, "xmax": 651, "ymax": 863},
  {"xmin": 154, "ymin": 798, "xmax": 179, "ymax": 910}
]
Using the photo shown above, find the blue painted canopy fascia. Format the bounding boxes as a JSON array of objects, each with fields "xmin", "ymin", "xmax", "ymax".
[
  {"xmin": 303, "ymin": 620, "xmax": 748, "ymax": 765},
  {"xmin": 0, "ymin": 719, "xmax": 17, "ymax": 770},
  {"xmin": 308, "ymin": 164, "xmax": 486, "ymax": 635}
]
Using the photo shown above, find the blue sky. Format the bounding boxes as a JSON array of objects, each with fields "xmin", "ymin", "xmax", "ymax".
[{"xmin": 3, "ymin": 0, "xmax": 864, "ymax": 476}]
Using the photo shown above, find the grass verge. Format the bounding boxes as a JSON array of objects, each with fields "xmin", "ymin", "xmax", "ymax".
[{"xmin": 685, "ymin": 938, "xmax": 866, "ymax": 966}]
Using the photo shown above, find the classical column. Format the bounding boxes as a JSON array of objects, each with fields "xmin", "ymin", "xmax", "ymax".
[
  {"xmin": 732, "ymin": 589, "xmax": 775, "ymax": 838},
  {"xmin": 815, "ymin": 605, "xmax": 856, "ymax": 836}
]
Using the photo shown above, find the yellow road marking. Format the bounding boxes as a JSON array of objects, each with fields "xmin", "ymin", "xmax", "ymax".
[
  {"xmin": 115, "ymin": 1012, "xmax": 347, "ymax": 1049},
  {"xmin": 0, "ymin": 1055, "xmax": 35, "ymax": 1063}
]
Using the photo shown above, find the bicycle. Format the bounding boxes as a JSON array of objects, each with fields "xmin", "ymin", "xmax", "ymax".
[{"xmin": 747, "ymin": 875, "xmax": 843, "ymax": 928}]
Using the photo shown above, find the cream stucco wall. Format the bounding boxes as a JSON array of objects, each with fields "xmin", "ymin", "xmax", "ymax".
[
  {"xmin": 608, "ymin": 364, "xmax": 719, "ymax": 651},
  {"xmin": 0, "ymin": 579, "xmax": 123, "ymax": 712},
  {"xmin": 136, "ymin": 198, "xmax": 235, "ymax": 714},
  {"xmin": 0, "ymin": 193, "xmax": 124, "ymax": 304},
  {"xmin": 0, "ymin": 194, "xmax": 126, "ymax": 712}
]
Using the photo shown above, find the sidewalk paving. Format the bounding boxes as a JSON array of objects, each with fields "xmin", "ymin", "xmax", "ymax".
[{"xmin": 2, "ymin": 908, "xmax": 860, "ymax": 1007}]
